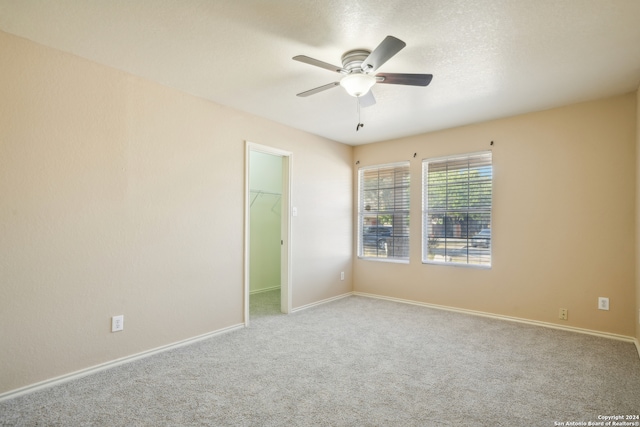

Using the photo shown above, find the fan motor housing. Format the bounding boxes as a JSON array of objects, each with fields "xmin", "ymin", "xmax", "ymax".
[{"xmin": 341, "ymin": 49, "xmax": 371, "ymax": 73}]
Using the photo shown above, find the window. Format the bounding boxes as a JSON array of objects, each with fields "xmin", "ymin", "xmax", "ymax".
[
  {"xmin": 358, "ymin": 162, "xmax": 410, "ymax": 261},
  {"xmin": 423, "ymin": 152, "xmax": 492, "ymax": 266}
]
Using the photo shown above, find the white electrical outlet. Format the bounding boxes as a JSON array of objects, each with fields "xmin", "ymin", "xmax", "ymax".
[
  {"xmin": 340, "ymin": 271, "xmax": 344, "ymax": 280},
  {"xmin": 598, "ymin": 297, "xmax": 609, "ymax": 311},
  {"xmin": 111, "ymin": 315, "xmax": 124, "ymax": 332}
]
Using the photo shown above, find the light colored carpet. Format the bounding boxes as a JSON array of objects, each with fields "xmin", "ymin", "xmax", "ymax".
[
  {"xmin": 250, "ymin": 288, "xmax": 282, "ymax": 319},
  {"xmin": 1, "ymin": 295, "xmax": 639, "ymax": 426}
]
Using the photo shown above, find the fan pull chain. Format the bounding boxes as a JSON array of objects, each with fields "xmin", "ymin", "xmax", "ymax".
[{"xmin": 356, "ymin": 98, "xmax": 364, "ymax": 131}]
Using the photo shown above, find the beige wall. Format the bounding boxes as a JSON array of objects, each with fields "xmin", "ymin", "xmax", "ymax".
[
  {"xmin": 637, "ymin": 86, "xmax": 640, "ymax": 344},
  {"xmin": 0, "ymin": 31, "xmax": 353, "ymax": 395},
  {"xmin": 354, "ymin": 93, "xmax": 637, "ymax": 337}
]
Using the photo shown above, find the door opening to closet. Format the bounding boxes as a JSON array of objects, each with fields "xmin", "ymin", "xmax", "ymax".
[{"xmin": 245, "ymin": 142, "xmax": 292, "ymax": 325}]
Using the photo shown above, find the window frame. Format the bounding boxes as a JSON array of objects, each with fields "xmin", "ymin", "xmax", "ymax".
[
  {"xmin": 422, "ymin": 151, "xmax": 493, "ymax": 268},
  {"xmin": 357, "ymin": 161, "xmax": 411, "ymax": 263}
]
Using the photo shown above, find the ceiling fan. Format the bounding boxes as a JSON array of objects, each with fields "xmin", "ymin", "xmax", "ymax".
[{"xmin": 293, "ymin": 35, "xmax": 433, "ymax": 108}]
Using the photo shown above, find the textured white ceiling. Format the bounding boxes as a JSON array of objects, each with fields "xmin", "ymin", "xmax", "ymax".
[{"xmin": 1, "ymin": 0, "xmax": 639, "ymax": 145}]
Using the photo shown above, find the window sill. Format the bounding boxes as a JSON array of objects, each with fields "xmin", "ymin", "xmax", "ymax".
[
  {"xmin": 358, "ymin": 257, "xmax": 409, "ymax": 264},
  {"xmin": 422, "ymin": 260, "xmax": 491, "ymax": 269}
]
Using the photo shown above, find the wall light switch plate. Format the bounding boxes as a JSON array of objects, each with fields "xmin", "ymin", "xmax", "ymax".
[
  {"xmin": 111, "ymin": 315, "xmax": 124, "ymax": 332},
  {"xmin": 598, "ymin": 297, "xmax": 609, "ymax": 311}
]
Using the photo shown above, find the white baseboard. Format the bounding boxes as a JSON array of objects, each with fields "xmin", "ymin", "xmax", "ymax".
[
  {"xmin": 292, "ymin": 292, "xmax": 354, "ymax": 313},
  {"xmin": 0, "ymin": 323, "xmax": 245, "ymax": 403},
  {"xmin": 354, "ymin": 292, "xmax": 637, "ymax": 345},
  {"xmin": 250, "ymin": 286, "xmax": 280, "ymax": 295}
]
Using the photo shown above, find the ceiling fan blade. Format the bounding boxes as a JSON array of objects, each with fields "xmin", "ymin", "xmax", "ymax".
[
  {"xmin": 293, "ymin": 55, "xmax": 345, "ymax": 73},
  {"xmin": 296, "ymin": 82, "xmax": 340, "ymax": 97},
  {"xmin": 375, "ymin": 73, "xmax": 433, "ymax": 86},
  {"xmin": 358, "ymin": 91, "xmax": 376, "ymax": 108},
  {"xmin": 361, "ymin": 36, "xmax": 406, "ymax": 73}
]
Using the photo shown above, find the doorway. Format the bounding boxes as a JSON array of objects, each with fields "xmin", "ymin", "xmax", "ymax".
[{"xmin": 244, "ymin": 142, "xmax": 292, "ymax": 325}]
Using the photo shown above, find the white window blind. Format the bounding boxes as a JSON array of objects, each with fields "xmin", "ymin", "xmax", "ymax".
[
  {"xmin": 423, "ymin": 152, "xmax": 492, "ymax": 266},
  {"xmin": 359, "ymin": 162, "xmax": 410, "ymax": 261}
]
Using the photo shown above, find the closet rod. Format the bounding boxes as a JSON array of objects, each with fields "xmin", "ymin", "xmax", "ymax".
[
  {"xmin": 250, "ymin": 189, "xmax": 282, "ymax": 207},
  {"xmin": 249, "ymin": 189, "xmax": 281, "ymax": 196}
]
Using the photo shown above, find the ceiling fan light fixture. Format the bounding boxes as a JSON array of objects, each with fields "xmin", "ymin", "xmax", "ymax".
[{"xmin": 340, "ymin": 73, "xmax": 376, "ymax": 97}]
